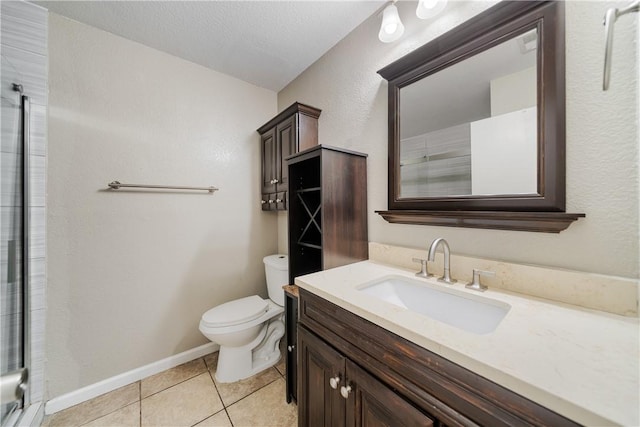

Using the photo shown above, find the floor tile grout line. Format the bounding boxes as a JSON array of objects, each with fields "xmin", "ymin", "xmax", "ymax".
[
  {"xmin": 61, "ymin": 382, "xmax": 141, "ymax": 427},
  {"xmin": 57, "ymin": 354, "xmax": 289, "ymax": 427},
  {"xmin": 188, "ymin": 408, "xmax": 227, "ymax": 427},
  {"xmin": 63, "ymin": 357, "xmax": 211, "ymax": 427},
  {"xmin": 74, "ymin": 400, "xmax": 139, "ymax": 427},
  {"xmin": 204, "ymin": 363, "xmax": 281, "ymax": 411},
  {"xmin": 206, "ymin": 361, "xmax": 227, "ymax": 414},
  {"xmin": 203, "ymin": 354, "xmax": 215, "ymax": 371},
  {"xmin": 141, "ymin": 357, "xmax": 210, "ymax": 399},
  {"xmin": 141, "ymin": 366, "xmax": 210, "ymax": 400},
  {"xmin": 224, "ymin": 408, "xmax": 235, "ymax": 427},
  {"xmin": 223, "ymin": 373, "xmax": 283, "ymax": 410}
]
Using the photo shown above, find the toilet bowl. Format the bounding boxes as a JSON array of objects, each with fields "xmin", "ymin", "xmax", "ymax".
[{"xmin": 199, "ymin": 254, "xmax": 288, "ymax": 383}]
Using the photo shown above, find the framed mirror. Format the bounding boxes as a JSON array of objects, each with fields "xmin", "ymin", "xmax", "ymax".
[{"xmin": 377, "ymin": 1, "xmax": 584, "ymax": 232}]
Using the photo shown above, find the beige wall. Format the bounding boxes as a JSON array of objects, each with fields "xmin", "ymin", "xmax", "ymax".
[
  {"xmin": 278, "ymin": 1, "xmax": 639, "ymax": 279},
  {"xmin": 47, "ymin": 14, "xmax": 277, "ymax": 398}
]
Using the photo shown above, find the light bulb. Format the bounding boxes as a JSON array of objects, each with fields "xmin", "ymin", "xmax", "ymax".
[
  {"xmin": 378, "ymin": 3, "xmax": 404, "ymax": 43},
  {"xmin": 384, "ymin": 23, "xmax": 397, "ymax": 34},
  {"xmin": 416, "ymin": 0, "xmax": 447, "ymax": 19},
  {"xmin": 422, "ymin": 0, "xmax": 438, "ymax": 9}
]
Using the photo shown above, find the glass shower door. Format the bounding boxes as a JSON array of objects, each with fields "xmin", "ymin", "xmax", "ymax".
[{"xmin": 1, "ymin": 54, "xmax": 30, "ymax": 426}]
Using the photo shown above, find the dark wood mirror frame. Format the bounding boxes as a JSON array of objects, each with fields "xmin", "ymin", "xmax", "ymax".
[{"xmin": 376, "ymin": 1, "xmax": 584, "ymax": 233}]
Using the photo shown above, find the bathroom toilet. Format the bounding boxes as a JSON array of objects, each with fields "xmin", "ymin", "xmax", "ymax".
[{"xmin": 199, "ymin": 254, "xmax": 288, "ymax": 383}]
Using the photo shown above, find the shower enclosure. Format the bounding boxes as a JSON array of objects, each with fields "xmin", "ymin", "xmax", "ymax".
[{"xmin": 1, "ymin": 55, "xmax": 31, "ymax": 426}]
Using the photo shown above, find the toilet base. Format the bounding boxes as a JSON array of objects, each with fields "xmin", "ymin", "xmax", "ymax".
[{"xmin": 215, "ymin": 316, "xmax": 285, "ymax": 383}]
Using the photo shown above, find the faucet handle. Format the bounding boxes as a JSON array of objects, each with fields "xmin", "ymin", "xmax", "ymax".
[
  {"xmin": 412, "ymin": 258, "xmax": 432, "ymax": 278},
  {"xmin": 465, "ymin": 269, "xmax": 495, "ymax": 292}
]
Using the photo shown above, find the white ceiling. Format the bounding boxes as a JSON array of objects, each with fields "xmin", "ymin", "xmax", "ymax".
[
  {"xmin": 34, "ymin": 0, "xmax": 385, "ymax": 92},
  {"xmin": 401, "ymin": 30, "xmax": 538, "ymax": 137}
]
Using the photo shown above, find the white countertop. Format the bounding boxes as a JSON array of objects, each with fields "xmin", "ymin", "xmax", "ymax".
[{"xmin": 295, "ymin": 260, "xmax": 639, "ymax": 426}]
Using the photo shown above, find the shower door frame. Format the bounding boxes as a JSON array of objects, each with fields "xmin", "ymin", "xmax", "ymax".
[{"xmin": 0, "ymin": 83, "xmax": 32, "ymax": 427}]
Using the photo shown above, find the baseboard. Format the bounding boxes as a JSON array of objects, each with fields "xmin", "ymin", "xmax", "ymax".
[{"xmin": 45, "ymin": 342, "xmax": 219, "ymax": 415}]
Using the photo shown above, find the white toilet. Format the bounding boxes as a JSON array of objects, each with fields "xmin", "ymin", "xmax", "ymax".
[{"xmin": 199, "ymin": 254, "xmax": 288, "ymax": 383}]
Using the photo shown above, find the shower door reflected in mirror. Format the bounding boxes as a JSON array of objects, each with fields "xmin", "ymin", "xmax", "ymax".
[
  {"xmin": 1, "ymin": 55, "xmax": 28, "ymax": 425},
  {"xmin": 399, "ymin": 29, "xmax": 538, "ymax": 199}
]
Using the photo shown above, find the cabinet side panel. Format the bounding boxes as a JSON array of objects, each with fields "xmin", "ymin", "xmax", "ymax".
[
  {"xmin": 298, "ymin": 114, "xmax": 319, "ymax": 151},
  {"xmin": 321, "ymin": 151, "xmax": 368, "ymax": 270}
]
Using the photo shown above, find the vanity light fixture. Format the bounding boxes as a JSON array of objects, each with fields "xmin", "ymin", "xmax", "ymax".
[
  {"xmin": 416, "ymin": 0, "xmax": 448, "ymax": 20},
  {"xmin": 378, "ymin": 1, "xmax": 405, "ymax": 43}
]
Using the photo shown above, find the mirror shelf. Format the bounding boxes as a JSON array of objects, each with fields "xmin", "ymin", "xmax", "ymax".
[
  {"xmin": 376, "ymin": 0, "xmax": 584, "ymax": 233},
  {"xmin": 376, "ymin": 210, "xmax": 585, "ymax": 233}
]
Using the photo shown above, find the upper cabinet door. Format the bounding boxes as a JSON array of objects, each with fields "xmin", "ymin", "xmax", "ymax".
[
  {"xmin": 257, "ymin": 102, "xmax": 321, "ymax": 210},
  {"xmin": 276, "ymin": 115, "xmax": 297, "ymax": 191},
  {"xmin": 261, "ymin": 128, "xmax": 276, "ymax": 194}
]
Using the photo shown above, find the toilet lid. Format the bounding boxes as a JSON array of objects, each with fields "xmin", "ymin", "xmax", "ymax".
[{"xmin": 201, "ymin": 295, "xmax": 269, "ymax": 328}]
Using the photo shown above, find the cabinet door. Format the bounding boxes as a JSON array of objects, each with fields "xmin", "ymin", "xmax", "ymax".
[
  {"xmin": 261, "ymin": 127, "xmax": 276, "ymax": 194},
  {"xmin": 345, "ymin": 360, "xmax": 434, "ymax": 427},
  {"xmin": 299, "ymin": 326, "xmax": 346, "ymax": 427},
  {"xmin": 285, "ymin": 293, "xmax": 298, "ymax": 403},
  {"xmin": 276, "ymin": 114, "xmax": 297, "ymax": 192}
]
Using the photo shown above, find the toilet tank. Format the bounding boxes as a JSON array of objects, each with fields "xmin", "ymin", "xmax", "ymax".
[{"xmin": 263, "ymin": 254, "xmax": 288, "ymax": 306}]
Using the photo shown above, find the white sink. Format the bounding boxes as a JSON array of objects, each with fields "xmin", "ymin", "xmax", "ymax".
[{"xmin": 358, "ymin": 276, "xmax": 510, "ymax": 334}]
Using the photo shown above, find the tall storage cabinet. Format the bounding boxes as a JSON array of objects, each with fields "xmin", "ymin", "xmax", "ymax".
[
  {"xmin": 285, "ymin": 145, "xmax": 368, "ymax": 404},
  {"xmin": 287, "ymin": 145, "xmax": 368, "ymax": 284},
  {"xmin": 257, "ymin": 102, "xmax": 321, "ymax": 211}
]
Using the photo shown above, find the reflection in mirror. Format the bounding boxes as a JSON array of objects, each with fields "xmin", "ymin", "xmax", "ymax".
[{"xmin": 399, "ymin": 29, "xmax": 538, "ymax": 199}]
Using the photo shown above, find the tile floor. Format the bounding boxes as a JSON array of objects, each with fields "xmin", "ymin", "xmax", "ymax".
[{"xmin": 42, "ymin": 351, "xmax": 296, "ymax": 427}]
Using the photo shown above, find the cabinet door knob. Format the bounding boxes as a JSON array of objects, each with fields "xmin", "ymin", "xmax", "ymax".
[
  {"xmin": 340, "ymin": 384, "xmax": 352, "ymax": 399},
  {"xmin": 276, "ymin": 198, "xmax": 282, "ymax": 203},
  {"xmin": 329, "ymin": 376, "xmax": 340, "ymax": 389},
  {"xmin": 287, "ymin": 345, "xmax": 295, "ymax": 352},
  {"xmin": 268, "ymin": 200, "xmax": 274, "ymax": 204},
  {"xmin": 261, "ymin": 200, "xmax": 266, "ymax": 204},
  {"xmin": 273, "ymin": 178, "xmax": 279, "ymax": 184}
]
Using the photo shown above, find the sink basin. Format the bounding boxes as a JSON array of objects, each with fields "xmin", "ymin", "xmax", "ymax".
[{"xmin": 358, "ymin": 276, "xmax": 510, "ymax": 334}]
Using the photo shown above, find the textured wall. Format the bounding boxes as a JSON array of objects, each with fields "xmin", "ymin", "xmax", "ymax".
[
  {"xmin": 278, "ymin": 1, "xmax": 639, "ymax": 279},
  {"xmin": 47, "ymin": 14, "xmax": 277, "ymax": 398}
]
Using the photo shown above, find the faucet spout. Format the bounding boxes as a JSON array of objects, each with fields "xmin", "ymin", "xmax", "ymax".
[{"xmin": 427, "ymin": 238, "xmax": 456, "ymax": 284}]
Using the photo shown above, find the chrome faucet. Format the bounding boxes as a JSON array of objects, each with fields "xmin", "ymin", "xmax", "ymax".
[{"xmin": 427, "ymin": 238, "xmax": 456, "ymax": 284}]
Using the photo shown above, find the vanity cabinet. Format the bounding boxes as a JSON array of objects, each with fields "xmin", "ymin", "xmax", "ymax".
[
  {"xmin": 298, "ymin": 288, "xmax": 582, "ymax": 427},
  {"xmin": 257, "ymin": 102, "xmax": 321, "ymax": 211},
  {"xmin": 299, "ymin": 326, "xmax": 433, "ymax": 427}
]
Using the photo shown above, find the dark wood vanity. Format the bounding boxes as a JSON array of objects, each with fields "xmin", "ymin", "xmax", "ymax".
[{"xmin": 297, "ymin": 288, "xmax": 581, "ymax": 427}]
